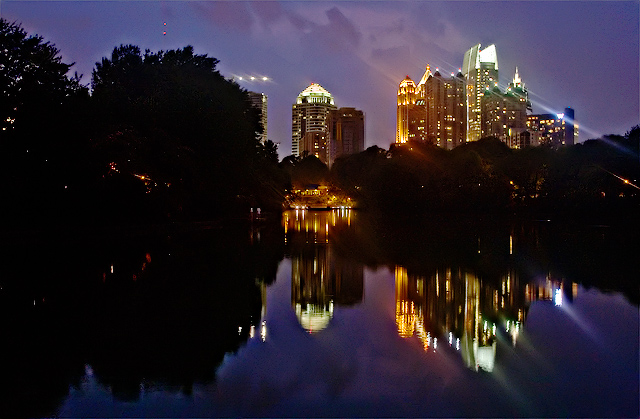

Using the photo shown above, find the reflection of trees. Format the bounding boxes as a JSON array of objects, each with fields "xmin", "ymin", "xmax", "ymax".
[
  {"xmin": 87, "ymin": 238, "xmax": 263, "ymax": 399},
  {"xmin": 353, "ymin": 213, "xmax": 639, "ymax": 305},
  {"xmin": 0, "ymin": 222, "xmax": 283, "ymax": 415},
  {"xmin": 284, "ymin": 210, "xmax": 364, "ymax": 333}
]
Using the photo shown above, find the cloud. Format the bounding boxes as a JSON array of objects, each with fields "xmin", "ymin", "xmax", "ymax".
[
  {"xmin": 325, "ymin": 7, "xmax": 362, "ymax": 48},
  {"xmin": 249, "ymin": 1, "xmax": 285, "ymax": 26},
  {"xmin": 191, "ymin": 2, "xmax": 254, "ymax": 33}
]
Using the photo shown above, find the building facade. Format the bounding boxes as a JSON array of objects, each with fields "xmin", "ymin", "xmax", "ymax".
[
  {"xmin": 480, "ymin": 68, "xmax": 531, "ymax": 148},
  {"xmin": 394, "ymin": 43, "xmax": 576, "ymax": 150},
  {"xmin": 462, "ymin": 44, "xmax": 499, "ymax": 142},
  {"xmin": 248, "ymin": 91, "xmax": 268, "ymax": 143},
  {"xmin": 526, "ymin": 108, "xmax": 577, "ymax": 147},
  {"xmin": 328, "ymin": 107, "xmax": 365, "ymax": 166},
  {"xmin": 396, "ymin": 76, "xmax": 417, "ymax": 144},
  {"xmin": 292, "ymin": 83, "xmax": 336, "ymax": 162},
  {"xmin": 425, "ymin": 69, "xmax": 466, "ymax": 149},
  {"xmin": 396, "ymin": 66, "xmax": 466, "ymax": 150}
]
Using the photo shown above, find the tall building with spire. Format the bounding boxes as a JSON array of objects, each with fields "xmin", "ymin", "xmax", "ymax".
[
  {"xmin": 480, "ymin": 67, "xmax": 531, "ymax": 148},
  {"xmin": 396, "ymin": 65, "xmax": 465, "ymax": 149},
  {"xmin": 462, "ymin": 44, "xmax": 499, "ymax": 142},
  {"xmin": 292, "ymin": 83, "xmax": 336, "ymax": 162}
]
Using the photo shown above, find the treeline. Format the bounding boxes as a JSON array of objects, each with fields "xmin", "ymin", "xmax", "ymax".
[
  {"xmin": 328, "ymin": 132, "xmax": 640, "ymax": 219},
  {"xmin": 1, "ymin": 19, "xmax": 286, "ymax": 229},
  {"xmin": 2, "ymin": 18, "xmax": 638, "ymax": 229}
]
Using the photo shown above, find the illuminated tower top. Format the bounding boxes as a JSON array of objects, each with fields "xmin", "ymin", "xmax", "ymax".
[
  {"xmin": 512, "ymin": 67, "xmax": 522, "ymax": 88},
  {"xmin": 398, "ymin": 76, "xmax": 416, "ymax": 104},
  {"xmin": 463, "ymin": 44, "xmax": 499, "ymax": 75},
  {"xmin": 463, "ymin": 43, "xmax": 499, "ymax": 142},
  {"xmin": 417, "ymin": 65, "xmax": 433, "ymax": 91},
  {"xmin": 297, "ymin": 83, "xmax": 335, "ymax": 105}
]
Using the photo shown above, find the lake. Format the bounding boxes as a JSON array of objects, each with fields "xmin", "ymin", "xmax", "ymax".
[{"xmin": 2, "ymin": 209, "xmax": 638, "ymax": 417}]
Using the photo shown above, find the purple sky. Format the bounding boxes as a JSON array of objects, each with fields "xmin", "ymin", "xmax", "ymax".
[{"xmin": 3, "ymin": 1, "xmax": 638, "ymax": 157}]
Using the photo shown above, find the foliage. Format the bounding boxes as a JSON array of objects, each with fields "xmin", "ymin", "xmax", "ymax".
[
  {"xmin": 1, "ymin": 18, "xmax": 91, "ymax": 223},
  {"xmin": 329, "ymin": 135, "xmax": 640, "ymax": 219},
  {"xmin": 281, "ymin": 155, "xmax": 329, "ymax": 189},
  {"xmin": 2, "ymin": 19, "xmax": 638, "ymax": 227},
  {"xmin": 89, "ymin": 44, "xmax": 280, "ymax": 220}
]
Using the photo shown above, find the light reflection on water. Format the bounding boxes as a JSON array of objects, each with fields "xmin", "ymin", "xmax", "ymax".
[
  {"xmin": 4, "ymin": 209, "xmax": 638, "ymax": 418},
  {"xmin": 61, "ymin": 257, "xmax": 638, "ymax": 418}
]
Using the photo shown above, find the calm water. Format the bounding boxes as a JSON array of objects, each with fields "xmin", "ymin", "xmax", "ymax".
[{"xmin": 2, "ymin": 210, "xmax": 638, "ymax": 418}]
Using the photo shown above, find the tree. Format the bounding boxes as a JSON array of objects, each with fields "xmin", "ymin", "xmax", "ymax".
[
  {"xmin": 90, "ymin": 44, "xmax": 272, "ymax": 219},
  {"xmin": 0, "ymin": 18, "xmax": 90, "ymax": 224}
]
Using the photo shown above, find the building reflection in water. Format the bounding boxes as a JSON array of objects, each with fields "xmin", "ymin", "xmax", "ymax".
[
  {"xmin": 284, "ymin": 209, "xmax": 363, "ymax": 333},
  {"xmin": 395, "ymin": 265, "xmax": 578, "ymax": 372}
]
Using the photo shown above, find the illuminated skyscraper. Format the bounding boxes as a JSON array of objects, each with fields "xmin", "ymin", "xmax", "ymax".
[
  {"xmin": 327, "ymin": 107, "xmax": 365, "ymax": 166},
  {"xmin": 292, "ymin": 83, "xmax": 336, "ymax": 162},
  {"xmin": 462, "ymin": 44, "xmax": 499, "ymax": 142},
  {"xmin": 248, "ymin": 91, "xmax": 268, "ymax": 143},
  {"xmin": 396, "ymin": 66, "xmax": 465, "ymax": 149},
  {"xmin": 526, "ymin": 107, "xmax": 577, "ymax": 147},
  {"xmin": 396, "ymin": 76, "xmax": 417, "ymax": 144},
  {"xmin": 480, "ymin": 68, "xmax": 531, "ymax": 148},
  {"xmin": 425, "ymin": 69, "xmax": 467, "ymax": 149}
]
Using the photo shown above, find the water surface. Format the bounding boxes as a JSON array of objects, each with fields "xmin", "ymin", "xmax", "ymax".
[{"xmin": 2, "ymin": 210, "xmax": 638, "ymax": 417}]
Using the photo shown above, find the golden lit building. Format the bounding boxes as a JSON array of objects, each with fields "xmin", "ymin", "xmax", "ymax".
[
  {"xmin": 397, "ymin": 65, "xmax": 466, "ymax": 149},
  {"xmin": 396, "ymin": 76, "xmax": 417, "ymax": 144}
]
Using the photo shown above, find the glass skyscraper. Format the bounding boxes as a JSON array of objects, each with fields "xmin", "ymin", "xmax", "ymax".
[{"xmin": 462, "ymin": 44, "xmax": 499, "ymax": 142}]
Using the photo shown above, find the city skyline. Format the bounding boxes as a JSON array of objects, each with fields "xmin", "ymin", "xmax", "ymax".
[{"xmin": 2, "ymin": 1, "xmax": 638, "ymax": 157}]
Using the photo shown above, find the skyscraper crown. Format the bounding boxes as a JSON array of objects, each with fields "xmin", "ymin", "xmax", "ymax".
[{"xmin": 297, "ymin": 83, "xmax": 335, "ymax": 105}]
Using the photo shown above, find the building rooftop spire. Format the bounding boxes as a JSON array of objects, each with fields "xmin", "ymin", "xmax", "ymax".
[{"xmin": 513, "ymin": 67, "xmax": 522, "ymax": 86}]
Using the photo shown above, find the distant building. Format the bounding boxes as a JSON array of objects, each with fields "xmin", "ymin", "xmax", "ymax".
[
  {"xmin": 526, "ymin": 108, "xmax": 577, "ymax": 147},
  {"xmin": 425, "ymin": 69, "xmax": 466, "ymax": 149},
  {"xmin": 396, "ymin": 66, "xmax": 466, "ymax": 150},
  {"xmin": 480, "ymin": 68, "xmax": 531, "ymax": 148},
  {"xmin": 462, "ymin": 44, "xmax": 499, "ymax": 142},
  {"xmin": 395, "ymin": 43, "xmax": 575, "ymax": 150},
  {"xmin": 328, "ymin": 107, "xmax": 365, "ymax": 166},
  {"xmin": 292, "ymin": 83, "xmax": 336, "ymax": 162},
  {"xmin": 248, "ymin": 91, "xmax": 268, "ymax": 143},
  {"xmin": 396, "ymin": 76, "xmax": 418, "ymax": 144}
]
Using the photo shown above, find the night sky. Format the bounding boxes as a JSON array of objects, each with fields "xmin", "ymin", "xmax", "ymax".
[{"xmin": 3, "ymin": 1, "xmax": 638, "ymax": 157}]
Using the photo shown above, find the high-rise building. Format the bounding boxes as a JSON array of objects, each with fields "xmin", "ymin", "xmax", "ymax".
[
  {"xmin": 425, "ymin": 69, "xmax": 466, "ymax": 149},
  {"xmin": 248, "ymin": 91, "xmax": 268, "ymax": 143},
  {"xmin": 463, "ymin": 44, "xmax": 499, "ymax": 142},
  {"xmin": 526, "ymin": 108, "xmax": 577, "ymax": 147},
  {"xmin": 328, "ymin": 107, "xmax": 365, "ymax": 166},
  {"xmin": 480, "ymin": 68, "xmax": 531, "ymax": 148},
  {"xmin": 292, "ymin": 83, "xmax": 336, "ymax": 161},
  {"xmin": 396, "ymin": 67, "xmax": 437, "ymax": 145},
  {"xmin": 396, "ymin": 76, "xmax": 417, "ymax": 144},
  {"xmin": 563, "ymin": 107, "xmax": 575, "ymax": 146}
]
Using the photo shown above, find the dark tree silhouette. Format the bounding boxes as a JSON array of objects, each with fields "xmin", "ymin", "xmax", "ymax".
[
  {"xmin": 0, "ymin": 18, "xmax": 90, "ymax": 224},
  {"xmin": 90, "ymin": 44, "xmax": 280, "ymax": 220}
]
